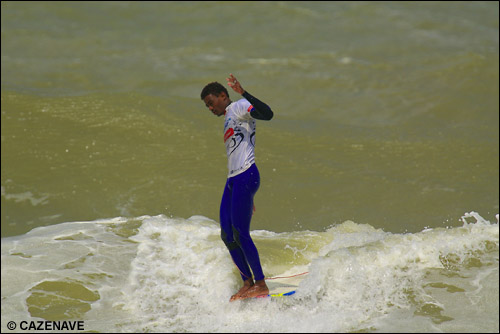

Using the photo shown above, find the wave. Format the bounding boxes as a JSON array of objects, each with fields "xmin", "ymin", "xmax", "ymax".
[{"xmin": 1, "ymin": 212, "xmax": 498, "ymax": 332}]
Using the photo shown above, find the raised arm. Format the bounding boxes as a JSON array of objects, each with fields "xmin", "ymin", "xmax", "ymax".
[{"xmin": 227, "ymin": 74, "xmax": 274, "ymax": 121}]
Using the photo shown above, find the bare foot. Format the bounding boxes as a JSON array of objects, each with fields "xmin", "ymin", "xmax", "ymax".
[
  {"xmin": 240, "ymin": 280, "xmax": 269, "ymax": 299},
  {"xmin": 230, "ymin": 279, "xmax": 254, "ymax": 302}
]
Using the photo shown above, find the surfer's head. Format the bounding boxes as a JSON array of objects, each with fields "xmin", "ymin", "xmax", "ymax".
[
  {"xmin": 201, "ymin": 82, "xmax": 231, "ymax": 117},
  {"xmin": 201, "ymin": 82, "xmax": 229, "ymax": 100}
]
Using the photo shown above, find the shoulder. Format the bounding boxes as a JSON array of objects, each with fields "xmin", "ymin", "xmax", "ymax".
[
  {"xmin": 233, "ymin": 98, "xmax": 252, "ymax": 111},
  {"xmin": 228, "ymin": 99, "xmax": 252, "ymax": 120}
]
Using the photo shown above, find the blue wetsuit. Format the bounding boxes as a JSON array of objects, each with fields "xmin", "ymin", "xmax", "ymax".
[
  {"xmin": 219, "ymin": 91, "xmax": 273, "ymax": 282},
  {"xmin": 220, "ymin": 163, "xmax": 263, "ymax": 281}
]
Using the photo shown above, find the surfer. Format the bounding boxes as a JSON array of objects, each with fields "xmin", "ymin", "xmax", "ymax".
[{"xmin": 201, "ymin": 74, "xmax": 273, "ymax": 301}]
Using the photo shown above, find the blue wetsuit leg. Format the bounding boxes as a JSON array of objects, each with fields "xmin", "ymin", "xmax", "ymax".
[
  {"xmin": 220, "ymin": 164, "xmax": 265, "ymax": 282},
  {"xmin": 220, "ymin": 180, "xmax": 252, "ymax": 281}
]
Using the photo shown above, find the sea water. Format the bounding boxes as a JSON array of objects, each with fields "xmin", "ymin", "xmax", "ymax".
[{"xmin": 1, "ymin": 1, "xmax": 499, "ymax": 332}]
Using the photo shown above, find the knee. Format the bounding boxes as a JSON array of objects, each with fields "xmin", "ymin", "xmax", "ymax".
[
  {"xmin": 232, "ymin": 226, "xmax": 252, "ymax": 247},
  {"xmin": 221, "ymin": 230, "xmax": 239, "ymax": 251}
]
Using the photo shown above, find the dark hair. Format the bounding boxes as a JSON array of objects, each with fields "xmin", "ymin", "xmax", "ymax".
[{"xmin": 200, "ymin": 82, "xmax": 229, "ymax": 100}]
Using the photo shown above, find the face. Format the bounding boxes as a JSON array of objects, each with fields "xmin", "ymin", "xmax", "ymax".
[{"xmin": 203, "ymin": 93, "xmax": 229, "ymax": 117}]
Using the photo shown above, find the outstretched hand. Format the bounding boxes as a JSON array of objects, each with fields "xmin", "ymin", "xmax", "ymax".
[{"xmin": 227, "ymin": 73, "xmax": 245, "ymax": 95}]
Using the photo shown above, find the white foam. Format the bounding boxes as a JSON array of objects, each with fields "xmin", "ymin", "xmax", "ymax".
[
  {"xmin": 114, "ymin": 213, "xmax": 498, "ymax": 332},
  {"xmin": 1, "ymin": 212, "xmax": 498, "ymax": 332}
]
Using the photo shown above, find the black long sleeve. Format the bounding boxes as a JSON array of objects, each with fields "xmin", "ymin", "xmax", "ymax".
[{"xmin": 242, "ymin": 91, "xmax": 274, "ymax": 121}]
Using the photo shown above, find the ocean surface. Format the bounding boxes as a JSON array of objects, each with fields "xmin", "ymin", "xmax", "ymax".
[{"xmin": 1, "ymin": 1, "xmax": 498, "ymax": 332}]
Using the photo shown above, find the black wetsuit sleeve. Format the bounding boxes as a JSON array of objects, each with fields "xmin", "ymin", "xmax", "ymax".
[{"xmin": 242, "ymin": 91, "xmax": 274, "ymax": 121}]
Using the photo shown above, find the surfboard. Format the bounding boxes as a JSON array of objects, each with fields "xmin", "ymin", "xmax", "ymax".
[
  {"xmin": 256, "ymin": 274, "xmax": 304, "ymax": 298},
  {"xmin": 256, "ymin": 290, "xmax": 296, "ymax": 298}
]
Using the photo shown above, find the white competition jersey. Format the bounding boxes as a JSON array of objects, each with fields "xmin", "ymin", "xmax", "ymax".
[{"xmin": 223, "ymin": 98, "xmax": 256, "ymax": 178}]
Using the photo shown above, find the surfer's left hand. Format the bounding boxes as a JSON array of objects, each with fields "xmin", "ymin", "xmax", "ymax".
[{"xmin": 227, "ymin": 74, "xmax": 245, "ymax": 95}]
